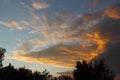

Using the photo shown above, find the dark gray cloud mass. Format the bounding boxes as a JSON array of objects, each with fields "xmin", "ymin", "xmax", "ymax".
[
  {"xmin": 93, "ymin": 18, "xmax": 120, "ymax": 39},
  {"xmin": 99, "ymin": 42, "xmax": 120, "ymax": 73},
  {"xmin": 93, "ymin": 5, "xmax": 120, "ymax": 79}
]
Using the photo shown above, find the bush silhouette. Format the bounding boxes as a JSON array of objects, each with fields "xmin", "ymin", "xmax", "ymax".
[{"xmin": 73, "ymin": 59, "xmax": 115, "ymax": 80}]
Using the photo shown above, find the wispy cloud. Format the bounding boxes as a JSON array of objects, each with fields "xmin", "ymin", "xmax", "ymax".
[
  {"xmin": 0, "ymin": 20, "xmax": 29, "ymax": 31},
  {"xmin": 20, "ymin": 1, "xmax": 34, "ymax": 11},
  {"xmin": 103, "ymin": 3, "xmax": 120, "ymax": 19},
  {"xmin": 32, "ymin": 2, "xmax": 49, "ymax": 10},
  {"xmin": 13, "ymin": 11, "xmax": 100, "ymax": 67},
  {"xmin": 20, "ymin": 0, "xmax": 49, "ymax": 11}
]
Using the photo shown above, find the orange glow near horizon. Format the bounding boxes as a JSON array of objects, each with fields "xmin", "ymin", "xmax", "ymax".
[{"xmin": 13, "ymin": 32, "xmax": 110, "ymax": 67}]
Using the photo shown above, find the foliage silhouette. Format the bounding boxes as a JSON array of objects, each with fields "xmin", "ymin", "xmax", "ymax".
[
  {"xmin": 0, "ymin": 47, "xmax": 6, "ymax": 67},
  {"xmin": 0, "ymin": 64, "xmax": 51, "ymax": 80},
  {"xmin": 51, "ymin": 75, "xmax": 73, "ymax": 80},
  {"xmin": 33, "ymin": 69, "xmax": 51, "ymax": 80},
  {"xmin": 73, "ymin": 59, "xmax": 115, "ymax": 80}
]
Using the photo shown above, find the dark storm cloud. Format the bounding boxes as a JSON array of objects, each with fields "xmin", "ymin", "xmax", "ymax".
[{"xmin": 93, "ymin": 18, "xmax": 120, "ymax": 39}]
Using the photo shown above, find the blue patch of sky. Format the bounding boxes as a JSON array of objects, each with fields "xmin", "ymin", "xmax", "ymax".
[
  {"xmin": 0, "ymin": 0, "xmax": 32, "ymax": 21},
  {"xmin": 32, "ymin": 0, "xmax": 89, "ymax": 16},
  {"xmin": 0, "ymin": 27, "xmax": 17, "ymax": 56},
  {"xmin": 0, "ymin": 25, "xmax": 31, "ymax": 55}
]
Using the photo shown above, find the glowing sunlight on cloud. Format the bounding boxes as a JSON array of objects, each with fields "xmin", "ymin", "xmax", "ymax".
[
  {"xmin": 12, "ymin": 12, "xmax": 100, "ymax": 67},
  {"xmin": 32, "ymin": 2, "xmax": 49, "ymax": 10},
  {"xmin": 103, "ymin": 4, "xmax": 120, "ymax": 19},
  {"xmin": 87, "ymin": 32, "xmax": 109, "ymax": 59}
]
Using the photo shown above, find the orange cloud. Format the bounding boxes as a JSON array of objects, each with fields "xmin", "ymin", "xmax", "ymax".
[
  {"xmin": 13, "ymin": 45, "xmax": 78, "ymax": 67},
  {"xmin": 13, "ymin": 38, "xmax": 99, "ymax": 67},
  {"xmin": 103, "ymin": 6, "xmax": 120, "ymax": 19},
  {"xmin": 87, "ymin": 32, "xmax": 109, "ymax": 59},
  {"xmin": 12, "ymin": 12, "xmax": 101, "ymax": 67}
]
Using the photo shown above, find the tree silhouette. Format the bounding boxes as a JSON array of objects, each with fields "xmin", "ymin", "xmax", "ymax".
[
  {"xmin": 51, "ymin": 75, "xmax": 73, "ymax": 80},
  {"xmin": 58, "ymin": 75, "xmax": 73, "ymax": 80},
  {"xmin": 0, "ymin": 47, "xmax": 52, "ymax": 80},
  {"xmin": 33, "ymin": 69, "xmax": 52, "ymax": 80},
  {"xmin": 0, "ymin": 47, "xmax": 6, "ymax": 67},
  {"xmin": 93, "ymin": 59, "xmax": 115, "ymax": 80},
  {"xmin": 73, "ymin": 59, "xmax": 115, "ymax": 80},
  {"xmin": 0, "ymin": 63, "xmax": 51, "ymax": 80},
  {"xmin": 73, "ymin": 60, "xmax": 92, "ymax": 80}
]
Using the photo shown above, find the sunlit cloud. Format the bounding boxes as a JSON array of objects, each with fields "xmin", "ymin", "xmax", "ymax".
[
  {"xmin": 94, "ymin": 16, "xmax": 120, "ymax": 77},
  {"xmin": 11, "ymin": 4, "xmax": 120, "ymax": 79},
  {"xmin": 13, "ymin": 14, "xmax": 100, "ymax": 67},
  {"xmin": 12, "ymin": 10, "xmax": 100, "ymax": 67},
  {"xmin": 103, "ymin": 4, "xmax": 120, "ymax": 19},
  {"xmin": 13, "ymin": 42, "xmax": 98, "ymax": 67},
  {"xmin": 0, "ymin": 21, "xmax": 13, "ymax": 28},
  {"xmin": 0, "ymin": 20, "xmax": 29, "ymax": 31},
  {"xmin": 32, "ymin": 2, "xmax": 49, "ymax": 10},
  {"xmin": 87, "ymin": 32, "xmax": 109, "ymax": 58}
]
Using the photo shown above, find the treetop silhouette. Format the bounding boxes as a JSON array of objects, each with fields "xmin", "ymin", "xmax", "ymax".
[{"xmin": 73, "ymin": 59, "xmax": 115, "ymax": 80}]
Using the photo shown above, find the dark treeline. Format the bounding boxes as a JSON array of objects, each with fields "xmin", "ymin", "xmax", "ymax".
[
  {"xmin": 0, "ymin": 64, "xmax": 51, "ymax": 80},
  {"xmin": 74, "ymin": 60, "xmax": 115, "ymax": 80},
  {"xmin": 0, "ymin": 48, "xmax": 115, "ymax": 80}
]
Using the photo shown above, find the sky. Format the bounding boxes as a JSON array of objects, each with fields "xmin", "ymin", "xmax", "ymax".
[{"xmin": 0, "ymin": 0, "xmax": 120, "ymax": 79}]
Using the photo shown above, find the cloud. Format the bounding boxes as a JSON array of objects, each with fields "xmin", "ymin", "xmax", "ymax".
[
  {"xmin": 93, "ymin": 14, "xmax": 120, "ymax": 79},
  {"xmin": 92, "ymin": 0, "xmax": 102, "ymax": 7},
  {"xmin": 0, "ymin": 1, "xmax": 115, "ymax": 79},
  {"xmin": 99, "ymin": 42, "xmax": 120, "ymax": 72},
  {"xmin": 93, "ymin": 18, "xmax": 120, "ymax": 40},
  {"xmin": 0, "ymin": 21, "xmax": 13, "ymax": 28},
  {"xmin": 32, "ymin": 2, "xmax": 49, "ymax": 10},
  {"xmin": 70, "ymin": 13, "xmax": 95, "ymax": 28},
  {"xmin": 13, "ymin": 9, "xmax": 101, "ymax": 67},
  {"xmin": 20, "ymin": 1, "xmax": 34, "ymax": 11},
  {"xmin": 103, "ymin": 3, "xmax": 120, "ymax": 19},
  {"xmin": 0, "ymin": 20, "xmax": 29, "ymax": 31},
  {"xmin": 12, "ymin": 3, "xmax": 120, "ymax": 80},
  {"xmin": 20, "ymin": 0, "xmax": 50, "ymax": 11},
  {"xmin": 13, "ymin": 43, "xmax": 98, "ymax": 67}
]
